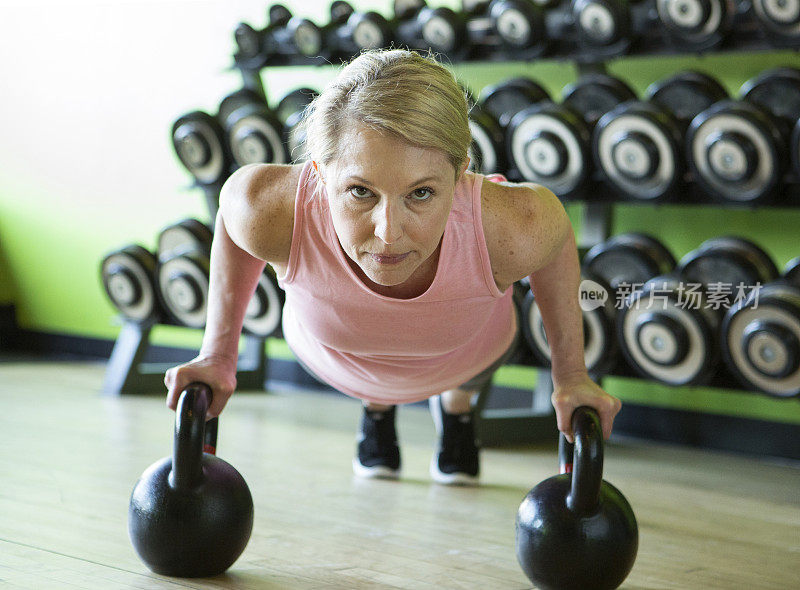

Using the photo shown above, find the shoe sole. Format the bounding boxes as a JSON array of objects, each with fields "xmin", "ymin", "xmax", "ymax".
[
  {"xmin": 429, "ymin": 456, "xmax": 479, "ymax": 486},
  {"xmin": 352, "ymin": 458, "xmax": 400, "ymax": 480}
]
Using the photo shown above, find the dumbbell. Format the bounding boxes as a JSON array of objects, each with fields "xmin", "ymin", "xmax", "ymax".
[
  {"xmin": 233, "ymin": 5, "xmax": 322, "ymax": 69},
  {"xmin": 467, "ymin": 77, "xmax": 550, "ymax": 177},
  {"xmin": 562, "ymin": 73, "xmax": 637, "ymax": 131},
  {"xmin": 474, "ymin": 0, "xmax": 552, "ymax": 59},
  {"xmin": 593, "ymin": 70, "xmax": 728, "ymax": 203},
  {"xmin": 741, "ymin": 67, "xmax": 800, "ymax": 183},
  {"xmin": 520, "ymin": 271, "xmax": 620, "ymax": 377},
  {"xmin": 751, "ymin": 0, "xmax": 800, "ymax": 48},
  {"xmin": 616, "ymin": 236, "xmax": 779, "ymax": 386},
  {"xmin": 321, "ymin": 1, "xmax": 392, "ymax": 61},
  {"xmin": 478, "ymin": 77, "xmax": 552, "ymax": 180},
  {"xmin": 687, "ymin": 67, "xmax": 800, "ymax": 205},
  {"xmin": 156, "ymin": 219, "xmax": 284, "ymax": 336},
  {"xmin": 218, "ymin": 89, "xmax": 288, "ymax": 170},
  {"xmin": 567, "ymin": 0, "xmax": 651, "ymax": 59},
  {"xmin": 720, "ymin": 255, "xmax": 800, "ymax": 398},
  {"xmin": 785, "ymin": 255, "xmax": 800, "ymax": 286},
  {"xmin": 243, "ymin": 268, "xmax": 285, "ymax": 339},
  {"xmin": 794, "ymin": 118, "xmax": 800, "ymax": 182},
  {"xmin": 508, "ymin": 73, "xmax": 634, "ymax": 199},
  {"xmin": 171, "ymin": 111, "xmax": 230, "ymax": 188},
  {"xmin": 468, "ymin": 100, "xmax": 507, "ymax": 175},
  {"xmin": 678, "ymin": 236, "xmax": 780, "ymax": 299},
  {"xmin": 156, "ymin": 220, "xmax": 214, "ymax": 329},
  {"xmin": 579, "ymin": 233, "xmax": 679, "ymax": 379},
  {"xmin": 391, "ymin": 0, "xmax": 468, "ymax": 57},
  {"xmin": 582, "ymin": 233, "xmax": 723, "ymax": 386},
  {"xmin": 101, "ymin": 245, "xmax": 160, "ymax": 324},
  {"xmin": 654, "ymin": 0, "xmax": 735, "ymax": 51},
  {"xmin": 274, "ymin": 87, "xmax": 318, "ymax": 163},
  {"xmin": 506, "ymin": 98, "xmax": 592, "ymax": 198}
]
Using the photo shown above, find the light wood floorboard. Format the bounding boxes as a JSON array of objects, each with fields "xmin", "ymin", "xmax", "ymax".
[{"xmin": 0, "ymin": 360, "xmax": 798, "ymax": 589}]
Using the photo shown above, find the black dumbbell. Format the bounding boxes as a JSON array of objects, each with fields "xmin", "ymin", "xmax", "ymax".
[
  {"xmin": 520, "ymin": 270, "xmax": 620, "ymax": 378},
  {"xmin": 156, "ymin": 220, "xmax": 214, "ymax": 329},
  {"xmin": 218, "ymin": 89, "xmax": 288, "ymax": 169},
  {"xmin": 581, "ymin": 233, "xmax": 724, "ymax": 386},
  {"xmin": 506, "ymin": 100, "xmax": 592, "ymax": 199},
  {"xmin": 171, "ymin": 111, "xmax": 230, "ymax": 188},
  {"xmin": 243, "ymin": 268, "xmax": 285, "ymax": 338},
  {"xmin": 274, "ymin": 87, "xmax": 318, "ymax": 163},
  {"xmin": 482, "ymin": 0, "xmax": 552, "ymax": 59},
  {"xmin": 654, "ymin": 0, "xmax": 735, "ymax": 51},
  {"xmin": 592, "ymin": 70, "xmax": 728, "ymax": 203},
  {"xmin": 686, "ymin": 67, "xmax": 800, "ymax": 205},
  {"xmin": 101, "ymin": 245, "xmax": 160, "ymax": 324},
  {"xmin": 507, "ymin": 74, "xmax": 635, "ymax": 200},
  {"xmin": 720, "ymin": 256, "xmax": 800, "ymax": 398},
  {"xmin": 479, "ymin": 77, "xmax": 552, "ymax": 180},
  {"xmin": 391, "ymin": 0, "xmax": 469, "ymax": 56},
  {"xmin": 562, "ymin": 72, "xmax": 637, "ymax": 131},
  {"xmin": 741, "ymin": 66, "xmax": 800, "ymax": 185},
  {"xmin": 321, "ymin": 1, "xmax": 393, "ymax": 61},
  {"xmin": 616, "ymin": 272, "xmax": 722, "ymax": 386},
  {"xmin": 677, "ymin": 236, "xmax": 780, "ymax": 304},
  {"xmin": 617, "ymin": 236, "xmax": 779, "ymax": 387},
  {"xmin": 459, "ymin": 1, "xmax": 504, "ymax": 59},
  {"xmin": 468, "ymin": 101, "xmax": 507, "ymax": 175},
  {"xmin": 582, "ymin": 232, "xmax": 677, "ymax": 292},
  {"xmin": 793, "ymin": 118, "xmax": 800, "ymax": 183},
  {"xmin": 785, "ymin": 255, "xmax": 800, "ymax": 286},
  {"xmin": 467, "ymin": 77, "xmax": 550, "ymax": 177},
  {"xmin": 568, "ymin": 0, "xmax": 650, "ymax": 59},
  {"xmin": 234, "ymin": 4, "xmax": 322, "ymax": 69},
  {"xmin": 751, "ymin": 0, "xmax": 800, "ymax": 48}
]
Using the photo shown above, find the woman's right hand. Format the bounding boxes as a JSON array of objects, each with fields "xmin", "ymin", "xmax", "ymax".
[{"xmin": 164, "ymin": 353, "xmax": 238, "ymax": 419}]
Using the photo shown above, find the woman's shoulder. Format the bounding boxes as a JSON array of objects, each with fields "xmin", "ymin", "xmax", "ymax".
[
  {"xmin": 219, "ymin": 163, "xmax": 304, "ymax": 265},
  {"xmin": 223, "ymin": 163, "xmax": 303, "ymax": 207},
  {"xmin": 479, "ymin": 176, "xmax": 571, "ymax": 287}
]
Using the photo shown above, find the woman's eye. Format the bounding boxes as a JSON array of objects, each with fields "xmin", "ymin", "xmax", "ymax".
[
  {"xmin": 349, "ymin": 186, "xmax": 372, "ymax": 198},
  {"xmin": 411, "ymin": 188, "xmax": 433, "ymax": 201}
]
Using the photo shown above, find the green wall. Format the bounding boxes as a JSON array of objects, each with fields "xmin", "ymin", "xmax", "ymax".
[{"xmin": 0, "ymin": 1, "xmax": 798, "ymax": 353}]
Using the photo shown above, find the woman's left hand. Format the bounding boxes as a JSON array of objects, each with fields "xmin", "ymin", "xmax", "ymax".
[{"xmin": 551, "ymin": 372, "xmax": 622, "ymax": 442}]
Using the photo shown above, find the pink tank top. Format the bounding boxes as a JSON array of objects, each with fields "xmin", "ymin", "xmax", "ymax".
[{"xmin": 276, "ymin": 161, "xmax": 516, "ymax": 404}]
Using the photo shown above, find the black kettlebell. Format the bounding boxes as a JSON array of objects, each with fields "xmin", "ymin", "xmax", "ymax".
[
  {"xmin": 516, "ymin": 406, "xmax": 638, "ymax": 590},
  {"xmin": 128, "ymin": 383, "xmax": 254, "ymax": 577}
]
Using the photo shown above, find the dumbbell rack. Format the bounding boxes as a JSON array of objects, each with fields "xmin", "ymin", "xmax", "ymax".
[
  {"xmin": 134, "ymin": 2, "xmax": 800, "ymax": 455},
  {"xmin": 103, "ymin": 184, "xmax": 269, "ymax": 395}
]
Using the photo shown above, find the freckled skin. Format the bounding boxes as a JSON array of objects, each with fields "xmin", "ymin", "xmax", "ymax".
[{"xmin": 318, "ymin": 126, "xmax": 467, "ymax": 299}]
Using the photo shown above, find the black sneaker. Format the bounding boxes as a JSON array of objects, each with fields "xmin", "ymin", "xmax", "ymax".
[
  {"xmin": 353, "ymin": 405, "xmax": 401, "ymax": 479},
  {"xmin": 429, "ymin": 396, "xmax": 480, "ymax": 485}
]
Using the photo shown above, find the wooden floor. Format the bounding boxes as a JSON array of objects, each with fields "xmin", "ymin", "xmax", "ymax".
[{"xmin": 0, "ymin": 360, "xmax": 798, "ymax": 589}]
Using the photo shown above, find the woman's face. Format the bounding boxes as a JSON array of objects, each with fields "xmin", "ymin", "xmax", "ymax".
[{"xmin": 319, "ymin": 125, "xmax": 465, "ymax": 291}]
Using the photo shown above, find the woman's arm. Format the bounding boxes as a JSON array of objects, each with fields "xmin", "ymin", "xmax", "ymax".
[
  {"xmin": 164, "ymin": 163, "xmax": 298, "ymax": 418},
  {"xmin": 528, "ymin": 223, "xmax": 621, "ymax": 441},
  {"xmin": 482, "ymin": 178, "xmax": 620, "ymax": 440}
]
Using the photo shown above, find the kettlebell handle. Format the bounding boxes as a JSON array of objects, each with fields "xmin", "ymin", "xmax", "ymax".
[
  {"xmin": 558, "ymin": 406, "xmax": 604, "ymax": 515},
  {"xmin": 170, "ymin": 383, "xmax": 219, "ymax": 491}
]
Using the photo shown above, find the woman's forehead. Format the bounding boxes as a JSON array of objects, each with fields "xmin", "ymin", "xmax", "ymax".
[{"xmin": 328, "ymin": 126, "xmax": 453, "ymax": 182}]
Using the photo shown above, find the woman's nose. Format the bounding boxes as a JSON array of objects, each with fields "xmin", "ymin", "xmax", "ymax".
[{"xmin": 373, "ymin": 199, "xmax": 403, "ymax": 244}]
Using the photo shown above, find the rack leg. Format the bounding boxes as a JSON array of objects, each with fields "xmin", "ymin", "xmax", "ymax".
[
  {"xmin": 475, "ymin": 369, "xmax": 557, "ymax": 446},
  {"xmin": 103, "ymin": 321, "xmax": 268, "ymax": 395}
]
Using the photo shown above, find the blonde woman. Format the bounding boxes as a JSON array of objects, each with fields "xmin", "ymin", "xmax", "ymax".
[{"xmin": 165, "ymin": 49, "xmax": 621, "ymax": 485}]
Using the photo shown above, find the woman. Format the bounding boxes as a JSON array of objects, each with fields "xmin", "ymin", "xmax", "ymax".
[{"xmin": 165, "ymin": 49, "xmax": 621, "ymax": 485}]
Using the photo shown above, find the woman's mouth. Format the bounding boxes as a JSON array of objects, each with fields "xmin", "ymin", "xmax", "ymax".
[{"xmin": 370, "ymin": 252, "xmax": 409, "ymax": 265}]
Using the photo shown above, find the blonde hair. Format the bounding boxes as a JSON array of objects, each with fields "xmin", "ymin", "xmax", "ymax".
[{"xmin": 302, "ymin": 49, "xmax": 470, "ymax": 178}]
